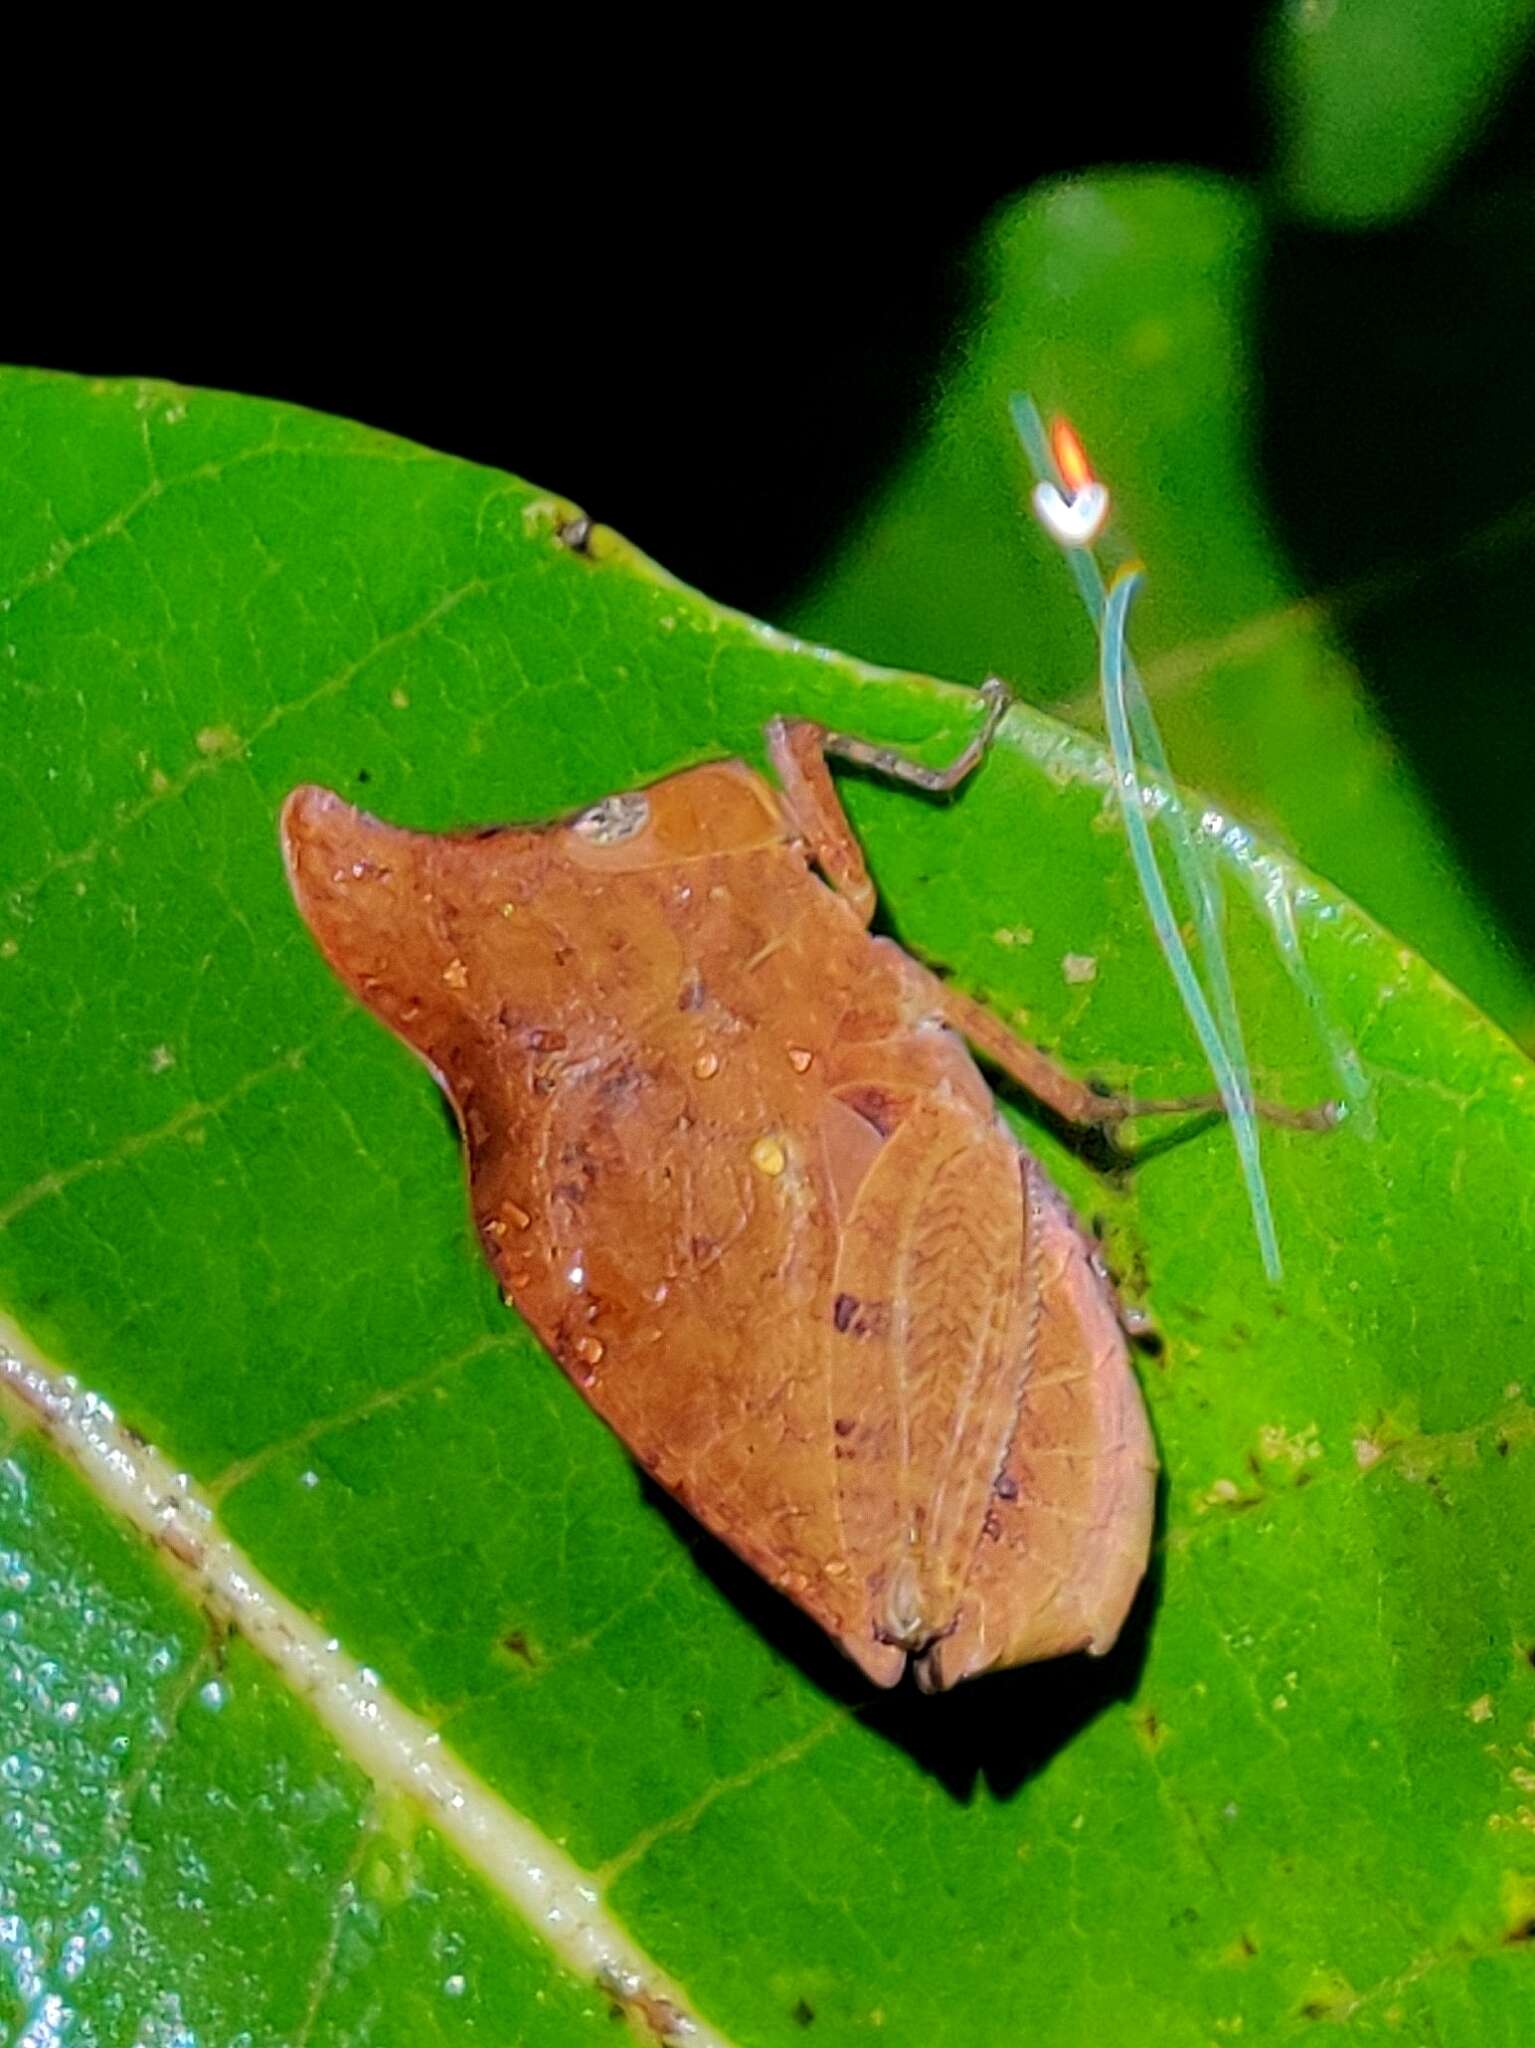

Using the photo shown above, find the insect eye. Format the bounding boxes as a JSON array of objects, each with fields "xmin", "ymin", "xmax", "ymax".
[{"xmin": 570, "ymin": 791, "xmax": 651, "ymax": 845}]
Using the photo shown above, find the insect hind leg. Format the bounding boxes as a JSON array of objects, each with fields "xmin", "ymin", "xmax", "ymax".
[{"xmin": 910, "ymin": 967, "xmax": 1340, "ymax": 1145}]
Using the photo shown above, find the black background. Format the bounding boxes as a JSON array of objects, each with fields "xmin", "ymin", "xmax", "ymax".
[{"xmin": 7, "ymin": 21, "xmax": 1267, "ymax": 622}]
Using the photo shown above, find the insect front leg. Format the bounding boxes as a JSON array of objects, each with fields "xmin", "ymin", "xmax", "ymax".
[
  {"xmin": 765, "ymin": 716, "xmax": 878, "ymax": 925},
  {"xmin": 766, "ymin": 677, "xmax": 1011, "ymax": 928}
]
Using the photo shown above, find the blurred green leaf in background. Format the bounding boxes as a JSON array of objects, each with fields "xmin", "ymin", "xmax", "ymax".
[
  {"xmin": 1272, "ymin": 0, "xmax": 1535, "ymax": 226},
  {"xmin": 792, "ymin": 0, "xmax": 1535, "ymax": 1036}
]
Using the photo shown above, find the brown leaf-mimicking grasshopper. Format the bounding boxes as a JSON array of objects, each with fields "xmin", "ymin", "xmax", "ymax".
[{"xmin": 283, "ymin": 683, "xmax": 1162, "ymax": 1691}]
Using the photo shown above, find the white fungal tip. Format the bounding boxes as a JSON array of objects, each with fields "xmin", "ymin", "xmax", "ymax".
[{"xmin": 1031, "ymin": 478, "xmax": 1110, "ymax": 550}]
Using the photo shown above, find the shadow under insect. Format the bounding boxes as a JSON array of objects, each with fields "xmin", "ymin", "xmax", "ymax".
[{"xmin": 645, "ymin": 1470, "xmax": 1166, "ymax": 1805}]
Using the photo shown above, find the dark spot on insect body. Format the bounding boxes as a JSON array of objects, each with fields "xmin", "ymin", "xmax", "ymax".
[
  {"xmin": 832, "ymin": 1295, "xmax": 890, "ymax": 1339},
  {"xmin": 1132, "ymin": 1324, "xmax": 1166, "ymax": 1361},
  {"xmin": 1498, "ymin": 1437, "xmax": 1511, "ymax": 1457},
  {"xmin": 556, "ymin": 513, "xmax": 593, "ymax": 554},
  {"xmin": 500, "ymin": 1629, "xmax": 538, "ymax": 1667},
  {"xmin": 1505, "ymin": 1919, "xmax": 1535, "ymax": 1945},
  {"xmin": 833, "ymin": 1416, "xmax": 855, "ymax": 1438},
  {"xmin": 839, "ymin": 1085, "xmax": 897, "ymax": 1136},
  {"xmin": 356, "ymin": 767, "xmax": 371, "ymax": 784},
  {"xmin": 994, "ymin": 1473, "xmax": 1019, "ymax": 1502},
  {"xmin": 792, "ymin": 1999, "xmax": 815, "ymax": 2026}
]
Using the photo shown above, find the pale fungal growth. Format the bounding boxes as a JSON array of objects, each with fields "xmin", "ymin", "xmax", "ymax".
[
  {"xmin": 572, "ymin": 791, "xmax": 651, "ymax": 845},
  {"xmin": 1031, "ymin": 476, "xmax": 1110, "ymax": 549},
  {"xmin": 1011, "ymin": 391, "xmax": 1285, "ymax": 1282}
]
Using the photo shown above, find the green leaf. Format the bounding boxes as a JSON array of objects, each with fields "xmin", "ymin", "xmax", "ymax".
[
  {"xmin": 4, "ymin": 367, "xmax": 1535, "ymax": 2045},
  {"xmin": 0, "ymin": 1430, "xmax": 614, "ymax": 2043},
  {"xmin": 785, "ymin": 173, "xmax": 1535, "ymax": 1042},
  {"xmin": 1269, "ymin": 0, "xmax": 1535, "ymax": 227}
]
